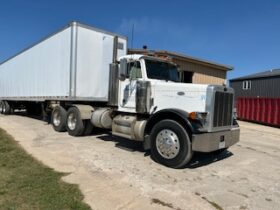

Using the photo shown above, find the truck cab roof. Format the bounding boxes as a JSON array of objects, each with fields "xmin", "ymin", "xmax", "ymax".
[
  {"xmin": 118, "ymin": 54, "xmax": 146, "ymax": 61},
  {"xmin": 119, "ymin": 54, "xmax": 174, "ymax": 64}
]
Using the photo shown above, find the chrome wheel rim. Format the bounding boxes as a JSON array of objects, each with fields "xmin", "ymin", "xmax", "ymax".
[
  {"xmin": 156, "ymin": 129, "xmax": 180, "ymax": 159},
  {"xmin": 53, "ymin": 110, "xmax": 61, "ymax": 127},
  {"xmin": 0, "ymin": 102, "xmax": 2, "ymax": 113},
  {"xmin": 67, "ymin": 113, "xmax": 77, "ymax": 130}
]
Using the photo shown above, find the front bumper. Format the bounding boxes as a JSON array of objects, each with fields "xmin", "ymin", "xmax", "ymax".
[{"xmin": 192, "ymin": 127, "xmax": 240, "ymax": 152}]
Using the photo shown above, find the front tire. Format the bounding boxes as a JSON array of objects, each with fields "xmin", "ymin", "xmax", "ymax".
[
  {"xmin": 150, "ymin": 120, "xmax": 193, "ymax": 168},
  {"xmin": 66, "ymin": 107, "xmax": 85, "ymax": 136},
  {"xmin": 51, "ymin": 106, "xmax": 67, "ymax": 132}
]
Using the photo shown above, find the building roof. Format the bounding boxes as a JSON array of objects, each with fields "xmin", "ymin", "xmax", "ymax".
[
  {"xmin": 230, "ymin": 68, "xmax": 280, "ymax": 81},
  {"xmin": 128, "ymin": 49, "xmax": 234, "ymax": 71}
]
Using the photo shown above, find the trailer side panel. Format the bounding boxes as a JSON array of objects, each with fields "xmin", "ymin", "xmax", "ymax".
[
  {"xmin": 75, "ymin": 26, "xmax": 127, "ymax": 100},
  {"xmin": 0, "ymin": 23, "xmax": 127, "ymax": 102},
  {"xmin": 0, "ymin": 28, "xmax": 71, "ymax": 99}
]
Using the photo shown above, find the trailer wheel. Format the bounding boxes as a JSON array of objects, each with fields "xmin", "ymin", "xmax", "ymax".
[
  {"xmin": 2, "ymin": 101, "xmax": 11, "ymax": 115},
  {"xmin": 150, "ymin": 119, "xmax": 193, "ymax": 168},
  {"xmin": 66, "ymin": 107, "xmax": 85, "ymax": 136},
  {"xmin": 51, "ymin": 106, "xmax": 67, "ymax": 132}
]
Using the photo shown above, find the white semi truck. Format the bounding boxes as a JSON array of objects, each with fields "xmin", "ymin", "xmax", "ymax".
[{"xmin": 0, "ymin": 22, "xmax": 239, "ymax": 168}]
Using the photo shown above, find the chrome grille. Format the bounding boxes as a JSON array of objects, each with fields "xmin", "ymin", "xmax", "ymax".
[{"xmin": 213, "ymin": 91, "xmax": 233, "ymax": 127}]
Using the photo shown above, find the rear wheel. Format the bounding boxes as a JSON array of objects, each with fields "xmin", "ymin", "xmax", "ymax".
[
  {"xmin": 150, "ymin": 119, "xmax": 193, "ymax": 168},
  {"xmin": 66, "ymin": 107, "xmax": 85, "ymax": 136},
  {"xmin": 51, "ymin": 106, "xmax": 67, "ymax": 132}
]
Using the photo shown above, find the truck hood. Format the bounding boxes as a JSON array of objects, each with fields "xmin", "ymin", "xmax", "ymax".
[{"xmin": 150, "ymin": 80, "xmax": 209, "ymax": 114}]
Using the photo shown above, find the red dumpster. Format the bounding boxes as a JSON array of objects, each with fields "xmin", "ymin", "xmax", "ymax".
[{"xmin": 236, "ymin": 97, "xmax": 280, "ymax": 127}]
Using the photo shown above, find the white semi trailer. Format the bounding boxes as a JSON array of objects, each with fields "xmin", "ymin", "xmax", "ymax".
[{"xmin": 0, "ymin": 22, "xmax": 240, "ymax": 168}]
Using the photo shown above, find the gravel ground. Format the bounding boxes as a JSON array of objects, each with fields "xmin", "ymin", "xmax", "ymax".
[{"xmin": 0, "ymin": 114, "xmax": 279, "ymax": 210}]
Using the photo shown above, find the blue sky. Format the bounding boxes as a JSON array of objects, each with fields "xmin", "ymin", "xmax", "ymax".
[{"xmin": 0, "ymin": 0, "xmax": 279, "ymax": 79}]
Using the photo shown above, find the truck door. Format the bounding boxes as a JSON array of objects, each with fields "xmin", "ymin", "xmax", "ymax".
[{"xmin": 119, "ymin": 61, "xmax": 142, "ymax": 110}]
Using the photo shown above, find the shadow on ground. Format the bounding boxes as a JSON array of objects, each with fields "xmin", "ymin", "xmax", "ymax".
[
  {"xmin": 97, "ymin": 134, "xmax": 144, "ymax": 153},
  {"xmin": 96, "ymin": 133, "xmax": 233, "ymax": 169},
  {"xmin": 186, "ymin": 150, "xmax": 233, "ymax": 169},
  {"xmin": 13, "ymin": 111, "xmax": 46, "ymax": 121}
]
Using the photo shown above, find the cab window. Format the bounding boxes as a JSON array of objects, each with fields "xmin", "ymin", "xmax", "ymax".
[
  {"xmin": 145, "ymin": 59, "xmax": 179, "ymax": 82},
  {"xmin": 127, "ymin": 61, "xmax": 142, "ymax": 79}
]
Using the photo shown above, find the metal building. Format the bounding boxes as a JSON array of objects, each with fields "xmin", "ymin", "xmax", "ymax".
[
  {"xmin": 230, "ymin": 69, "xmax": 280, "ymax": 126},
  {"xmin": 128, "ymin": 49, "xmax": 233, "ymax": 85}
]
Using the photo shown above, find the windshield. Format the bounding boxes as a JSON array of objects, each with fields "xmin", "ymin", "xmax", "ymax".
[{"xmin": 145, "ymin": 59, "xmax": 179, "ymax": 82}]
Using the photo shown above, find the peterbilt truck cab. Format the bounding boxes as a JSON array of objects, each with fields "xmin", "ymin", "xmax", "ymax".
[{"xmin": 110, "ymin": 54, "xmax": 240, "ymax": 168}]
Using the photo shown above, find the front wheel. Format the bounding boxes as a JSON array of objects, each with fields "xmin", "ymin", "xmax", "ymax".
[{"xmin": 150, "ymin": 120, "xmax": 193, "ymax": 168}]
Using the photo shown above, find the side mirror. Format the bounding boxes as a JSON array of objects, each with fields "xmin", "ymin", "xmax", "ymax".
[{"xmin": 119, "ymin": 59, "xmax": 127, "ymax": 81}]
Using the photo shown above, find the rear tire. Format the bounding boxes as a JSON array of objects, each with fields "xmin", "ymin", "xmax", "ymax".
[
  {"xmin": 150, "ymin": 119, "xmax": 193, "ymax": 168},
  {"xmin": 51, "ymin": 106, "xmax": 67, "ymax": 132},
  {"xmin": 66, "ymin": 107, "xmax": 85, "ymax": 136}
]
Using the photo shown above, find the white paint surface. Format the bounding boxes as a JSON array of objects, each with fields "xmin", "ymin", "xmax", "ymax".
[
  {"xmin": 0, "ymin": 24, "xmax": 127, "ymax": 101},
  {"xmin": 0, "ymin": 28, "xmax": 71, "ymax": 97}
]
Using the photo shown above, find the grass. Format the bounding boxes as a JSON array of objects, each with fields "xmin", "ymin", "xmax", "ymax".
[{"xmin": 0, "ymin": 128, "xmax": 91, "ymax": 210}]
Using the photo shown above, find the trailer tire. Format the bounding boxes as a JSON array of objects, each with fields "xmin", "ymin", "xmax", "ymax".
[
  {"xmin": 150, "ymin": 119, "xmax": 193, "ymax": 168},
  {"xmin": 2, "ymin": 101, "xmax": 11, "ymax": 115},
  {"xmin": 66, "ymin": 107, "xmax": 85, "ymax": 136},
  {"xmin": 51, "ymin": 106, "xmax": 67, "ymax": 132}
]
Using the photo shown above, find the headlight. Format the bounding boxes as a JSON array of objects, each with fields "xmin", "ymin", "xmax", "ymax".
[{"xmin": 189, "ymin": 112, "xmax": 208, "ymax": 121}]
